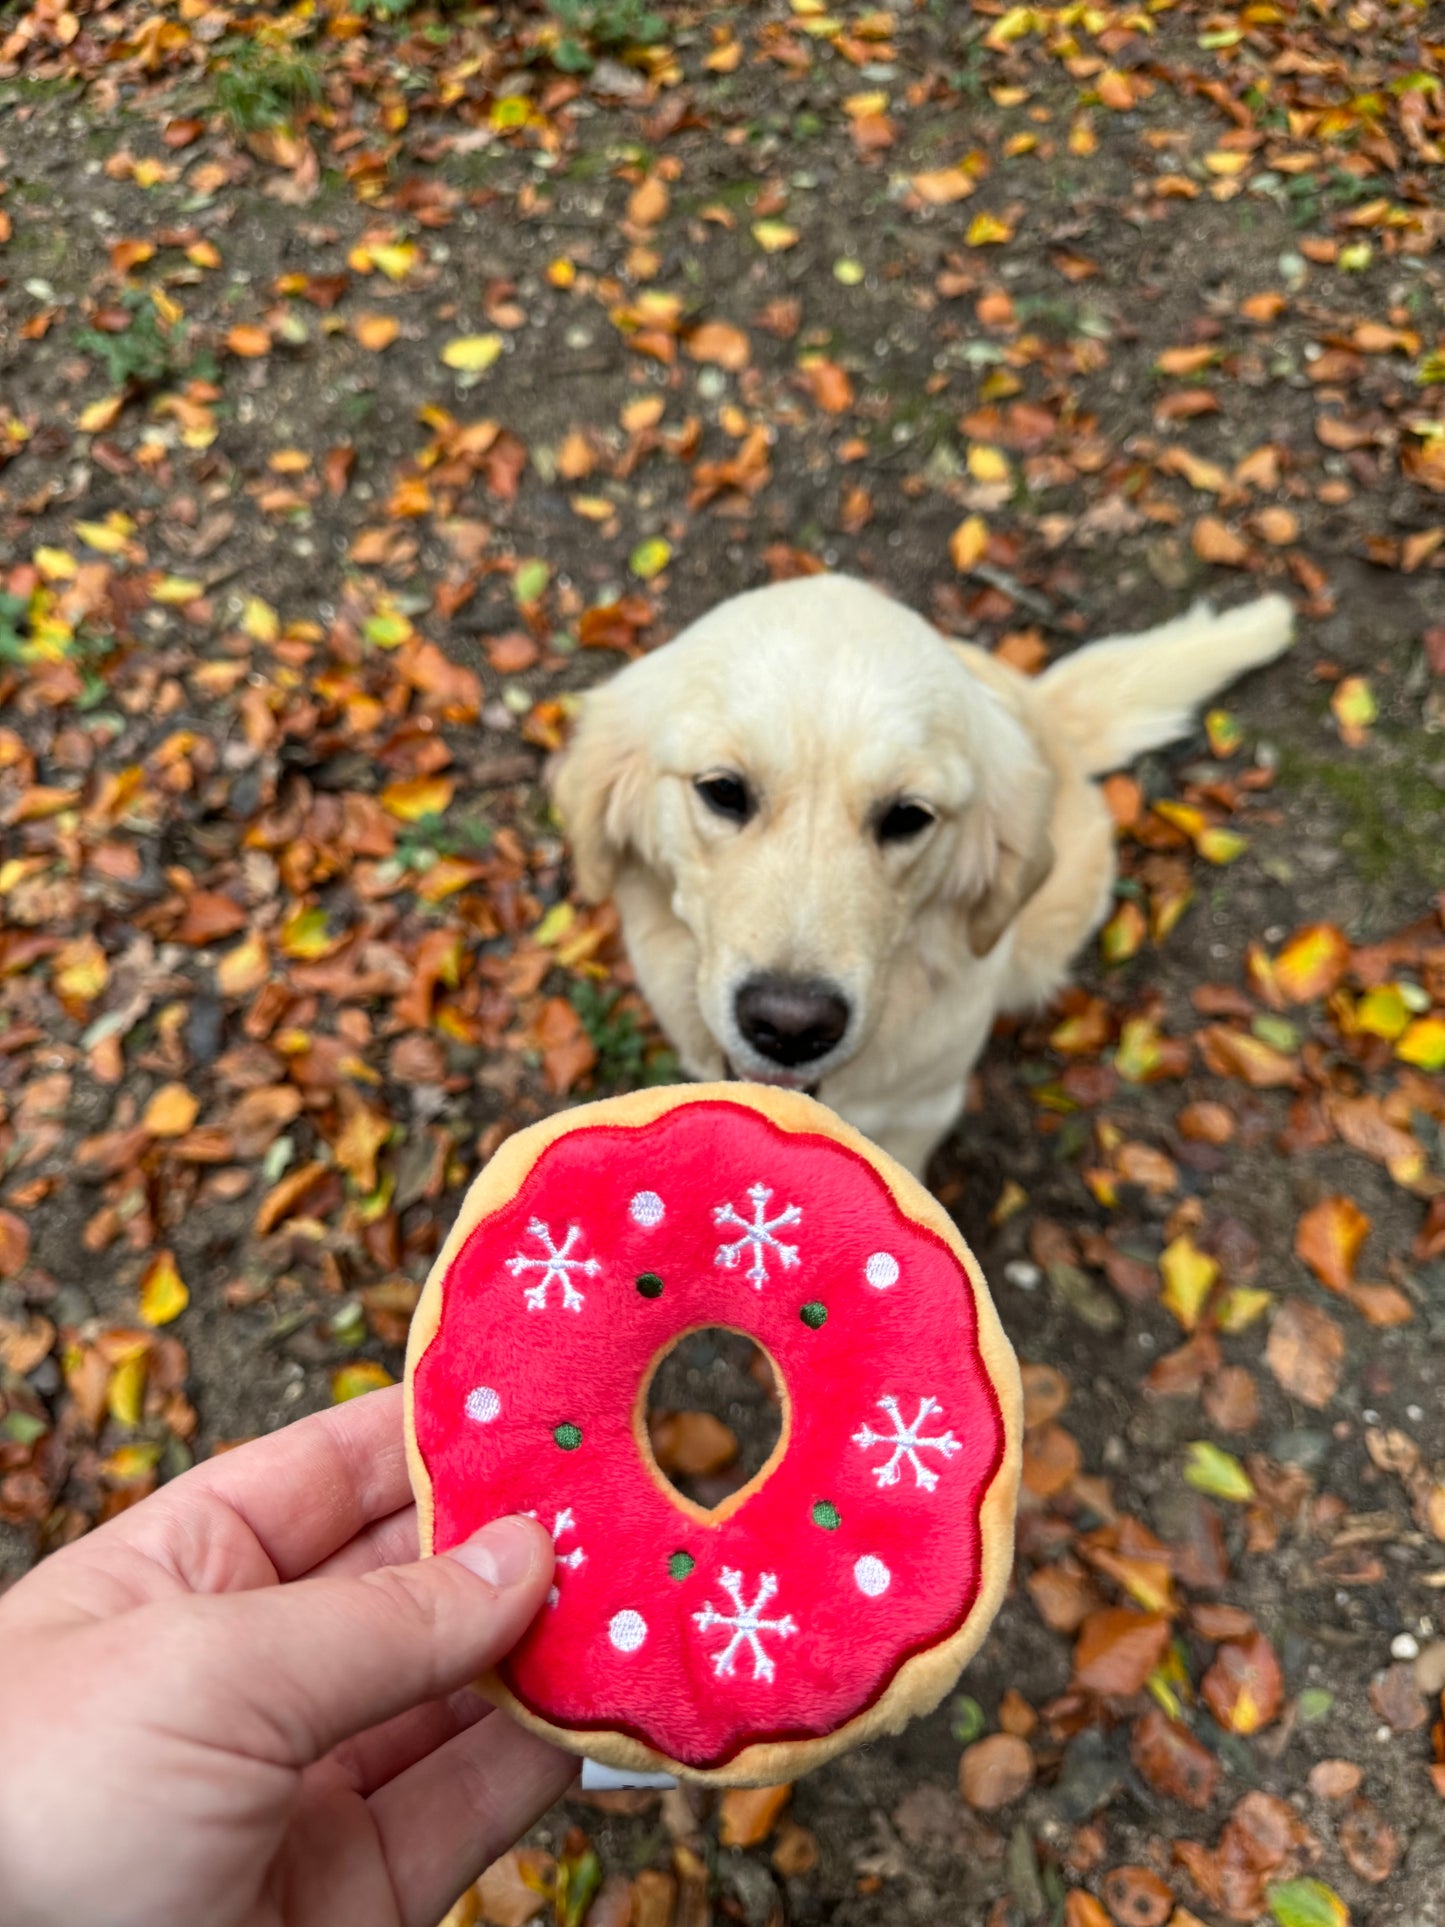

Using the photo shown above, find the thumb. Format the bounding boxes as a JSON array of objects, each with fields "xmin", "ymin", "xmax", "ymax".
[{"xmin": 185, "ymin": 1514, "xmax": 555, "ymax": 1768}]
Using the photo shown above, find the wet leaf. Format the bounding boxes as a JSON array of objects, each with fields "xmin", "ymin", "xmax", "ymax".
[
  {"xmin": 752, "ymin": 220, "xmax": 799, "ymax": 252},
  {"xmin": 1338, "ymin": 1796, "xmax": 1399, "ymax": 1882},
  {"xmin": 950, "ymin": 514, "xmax": 990, "ymax": 572},
  {"xmin": 1266, "ymin": 1298, "xmax": 1344, "ymax": 1409},
  {"xmin": 0, "ymin": 1210, "xmax": 33, "ymax": 1279},
  {"xmin": 1330, "ymin": 675, "xmax": 1376, "ymax": 747},
  {"xmin": 382, "ymin": 775, "xmax": 455, "ymax": 822},
  {"xmin": 1273, "ymin": 924, "xmax": 1351, "ymax": 1004},
  {"xmin": 142, "ymin": 1082, "xmax": 199, "ymax": 1138},
  {"xmin": 686, "ymin": 321, "xmax": 750, "ymax": 370}
]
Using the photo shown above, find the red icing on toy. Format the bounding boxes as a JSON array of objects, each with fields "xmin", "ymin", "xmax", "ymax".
[{"xmin": 410, "ymin": 1100, "xmax": 1004, "ymax": 1772}]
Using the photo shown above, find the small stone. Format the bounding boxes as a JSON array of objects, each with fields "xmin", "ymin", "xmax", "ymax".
[
  {"xmin": 1392, "ymin": 1632, "xmax": 1421, "ymax": 1662},
  {"xmin": 1414, "ymin": 1639, "xmax": 1445, "ymax": 1698},
  {"xmin": 1004, "ymin": 1260, "xmax": 1041, "ymax": 1292}
]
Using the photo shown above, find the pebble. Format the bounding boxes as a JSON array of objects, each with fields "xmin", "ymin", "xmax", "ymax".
[
  {"xmin": 1392, "ymin": 1633, "xmax": 1421, "ymax": 1662},
  {"xmin": 1414, "ymin": 1640, "xmax": 1445, "ymax": 1697},
  {"xmin": 1004, "ymin": 1260, "xmax": 1041, "ymax": 1292}
]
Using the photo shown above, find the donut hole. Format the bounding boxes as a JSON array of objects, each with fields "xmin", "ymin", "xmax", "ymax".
[{"xmin": 643, "ymin": 1327, "xmax": 784, "ymax": 1512}]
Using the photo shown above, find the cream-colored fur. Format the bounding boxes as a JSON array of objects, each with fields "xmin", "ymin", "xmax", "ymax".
[{"xmin": 553, "ymin": 575, "xmax": 1294, "ymax": 1177}]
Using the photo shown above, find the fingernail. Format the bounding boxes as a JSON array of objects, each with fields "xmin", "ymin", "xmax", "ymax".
[{"xmin": 449, "ymin": 1515, "xmax": 541, "ymax": 1590}]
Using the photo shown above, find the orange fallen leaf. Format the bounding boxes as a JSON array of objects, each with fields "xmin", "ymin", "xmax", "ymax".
[
  {"xmin": 354, "ymin": 313, "xmax": 400, "ymax": 351},
  {"xmin": 1273, "ymin": 923, "xmax": 1351, "ymax": 1004},
  {"xmin": 686, "ymin": 320, "xmax": 750, "ymax": 371},
  {"xmin": 718, "ymin": 1783, "xmax": 791, "ymax": 1847},
  {"xmin": 1202, "ymin": 1632, "xmax": 1284, "ymax": 1734},
  {"xmin": 959, "ymin": 1732, "xmax": 1034, "ymax": 1810},
  {"xmin": 138, "ymin": 1248, "xmax": 189, "ymax": 1326},
  {"xmin": 1294, "ymin": 1196, "xmax": 1370, "ymax": 1294},
  {"xmin": 1192, "ymin": 516, "xmax": 1251, "ymax": 566},
  {"xmin": 225, "ymin": 323, "xmax": 272, "ymax": 358},
  {"xmin": 1266, "ymin": 1298, "xmax": 1344, "ymax": 1408},
  {"xmin": 1074, "ymin": 1608, "xmax": 1172, "ymax": 1696},
  {"xmin": 800, "ymin": 358, "xmax": 854, "ymax": 414}
]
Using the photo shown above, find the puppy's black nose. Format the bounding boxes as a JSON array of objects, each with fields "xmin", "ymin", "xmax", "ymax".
[{"xmin": 734, "ymin": 975, "xmax": 850, "ymax": 1068}]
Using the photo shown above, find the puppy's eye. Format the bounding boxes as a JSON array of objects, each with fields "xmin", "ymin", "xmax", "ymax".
[
  {"xmin": 694, "ymin": 772, "xmax": 754, "ymax": 825},
  {"xmin": 877, "ymin": 799, "xmax": 937, "ymax": 844}
]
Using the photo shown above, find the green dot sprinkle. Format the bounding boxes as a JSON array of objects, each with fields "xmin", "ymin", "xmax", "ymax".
[
  {"xmin": 800, "ymin": 1302, "xmax": 828, "ymax": 1329},
  {"xmin": 636, "ymin": 1272, "xmax": 664, "ymax": 1299},
  {"xmin": 668, "ymin": 1550, "xmax": 696, "ymax": 1581},
  {"xmin": 553, "ymin": 1422, "xmax": 583, "ymax": 1451},
  {"xmin": 812, "ymin": 1500, "xmax": 841, "ymax": 1531}
]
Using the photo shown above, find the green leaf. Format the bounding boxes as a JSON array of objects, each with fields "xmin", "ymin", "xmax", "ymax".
[
  {"xmin": 1267, "ymin": 1878, "xmax": 1350, "ymax": 1927},
  {"xmin": 1296, "ymin": 1687, "xmax": 1334, "ymax": 1723},
  {"xmin": 629, "ymin": 536, "xmax": 672, "ymax": 579},
  {"xmin": 950, "ymin": 1693, "xmax": 986, "ymax": 1744},
  {"xmin": 1183, "ymin": 1440, "xmax": 1256, "ymax": 1502},
  {"xmin": 513, "ymin": 558, "xmax": 550, "ymax": 604},
  {"xmin": 3, "ymin": 1410, "xmax": 48, "ymax": 1446}
]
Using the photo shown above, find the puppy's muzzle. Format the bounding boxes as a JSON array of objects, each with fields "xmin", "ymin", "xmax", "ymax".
[{"xmin": 734, "ymin": 974, "xmax": 851, "ymax": 1070}]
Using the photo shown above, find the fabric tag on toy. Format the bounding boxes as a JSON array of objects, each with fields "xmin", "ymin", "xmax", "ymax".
[{"xmin": 580, "ymin": 1758, "xmax": 677, "ymax": 1791}]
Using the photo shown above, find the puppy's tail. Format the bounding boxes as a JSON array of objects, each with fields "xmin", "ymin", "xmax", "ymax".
[{"xmin": 1036, "ymin": 594, "xmax": 1294, "ymax": 777}]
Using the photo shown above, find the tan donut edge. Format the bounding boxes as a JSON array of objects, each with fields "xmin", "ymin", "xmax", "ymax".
[{"xmin": 403, "ymin": 1082, "xmax": 1022, "ymax": 1788}]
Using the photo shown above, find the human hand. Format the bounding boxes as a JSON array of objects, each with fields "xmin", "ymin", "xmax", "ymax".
[{"xmin": 0, "ymin": 1385, "xmax": 576, "ymax": 1927}]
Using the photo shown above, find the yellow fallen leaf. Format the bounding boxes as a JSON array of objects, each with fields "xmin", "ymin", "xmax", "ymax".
[
  {"xmin": 1397, "ymin": 1015, "xmax": 1445, "ymax": 1072},
  {"xmin": 242, "ymin": 596, "xmax": 279, "ymax": 643},
  {"xmin": 967, "ymin": 443, "xmax": 1012, "ymax": 484},
  {"xmin": 441, "ymin": 333, "xmax": 503, "ymax": 373},
  {"xmin": 332, "ymin": 1361, "xmax": 395, "ymax": 1402},
  {"xmin": 78, "ymin": 394, "xmax": 126, "ymax": 434},
  {"xmin": 630, "ymin": 536, "xmax": 672, "ymax": 580},
  {"xmin": 1160, "ymin": 1234, "xmax": 1219, "ymax": 1331},
  {"xmin": 151, "ymin": 575, "xmax": 203, "ymax": 605},
  {"xmin": 950, "ymin": 514, "xmax": 989, "ymax": 572},
  {"xmin": 1184, "ymin": 1440, "xmax": 1255, "ymax": 1502},
  {"xmin": 54, "ymin": 936, "xmax": 109, "ymax": 1005},
  {"xmin": 752, "ymin": 220, "xmax": 800, "ymax": 252},
  {"xmin": 369, "ymin": 241, "xmax": 418, "ymax": 282},
  {"xmin": 1205, "ymin": 150, "xmax": 1251, "ymax": 176},
  {"xmin": 1356, "ymin": 983, "xmax": 1410, "ymax": 1041},
  {"xmin": 139, "ymin": 1249, "xmax": 190, "ymax": 1327},
  {"xmin": 1331, "ymin": 675, "xmax": 1376, "ymax": 747},
  {"xmin": 966, "ymin": 212, "xmax": 1014, "ymax": 246},
  {"xmin": 74, "ymin": 517, "xmax": 134, "ymax": 555},
  {"xmin": 217, "ymin": 930, "xmax": 270, "ymax": 997},
  {"xmin": 382, "ymin": 774, "xmax": 455, "ymax": 822},
  {"xmin": 911, "ymin": 167, "xmax": 976, "ymax": 205},
  {"xmin": 108, "ymin": 1349, "xmax": 148, "ymax": 1427}
]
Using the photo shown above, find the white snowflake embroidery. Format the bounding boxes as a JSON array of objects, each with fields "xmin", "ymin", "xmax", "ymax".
[
  {"xmin": 507, "ymin": 1218, "xmax": 600, "ymax": 1312},
  {"xmin": 524, "ymin": 1506, "xmax": 586, "ymax": 1607},
  {"xmin": 852, "ymin": 1395, "xmax": 962, "ymax": 1494},
  {"xmin": 693, "ymin": 1568, "xmax": 798, "ymax": 1683},
  {"xmin": 713, "ymin": 1183, "xmax": 801, "ymax": 1289}
]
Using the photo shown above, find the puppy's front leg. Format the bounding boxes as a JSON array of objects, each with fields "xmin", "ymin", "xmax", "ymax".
[{"xmin": 828, "ymin": 1085, "xmax": 966, "ymax": 1183}]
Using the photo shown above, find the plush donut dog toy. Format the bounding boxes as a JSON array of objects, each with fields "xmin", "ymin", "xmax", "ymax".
[{"xmin": 405, "ymin": 1084, "xmax": 1020, "ymax": 1786}]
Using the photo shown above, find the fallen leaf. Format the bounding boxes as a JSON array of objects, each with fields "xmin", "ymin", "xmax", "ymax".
[
  {"xmin": 1294, "ymin": 1197, "xmax": 1369, "ymax": 1294},
  {"xmin": 911, "ymin": 166, "xmax": 977, "ymax": 204},
  {"xmin": 138, "ymin": 1249, "xmax": 189, "ymax": 1326},
  {"xmin": 629, "ymin": 537, "xmax": 672, "ymax": 580},
  {"xmin": 950, "ymin": 515, "xmax": 989, "ymax": 572},
  {"xmin": 752, "ymin": 220, "xmax": 799, "ymax": 252},
  {"xmin": 225, "ymin": 324, "xmax": 271, "ymax": 358},
  {"xmin": 1307, "ymin": 1760, "xmax": 1362, "ymax": 1801},
  {"xmin": 1202, "ymin": 1633, "xmax": 1284, "ymax": 1734},
  {"xmin": 1183, "ymin": 1441, "xmax": 1255, "ymax": 1503},
  {"xmin": 718, "ymin": 1783, "xmax": 791, "ymax": 1847},
  {"xmin": 331, "ymin": 1361, "xmax": 394, "ymax": 1403},
  {"xmin": 1074, "ymin": 1609, "xmax": 1173, "ymax": 1696},
  {"xmin": 1192, "ymin": 517, "xmax": 1250, "ymax": 566},
  {"xmin": 966, "ymin": 212, "xmax": 1015, "ymax": 246},
  {"xmin": 354, "ymin": 313, "xmax": 400, "ymax": 351},
  {"xmin": 959, "ymin": 1732, "xmax": 1034, "ymax": 1809},
  {"xmin": 1130, "ymin": 1707, "xmax": 1221, "ymax": 1810},
  {"xmin": 441, "ymin": 334, "xmax": 503, "ymax": 373},
  {"xmin": 0, "ymin": 1210, "xmax": 33, "ymax": 1279},
  {"xmin": 1100, "ymin": 1866, "xmax": 1173, "ymax": 1927},
  {"xmin": 1331, "ymin": 676, "xmax": 1376, "ymax": 747},
  {"xmin": 382, "ymin": 775, "xmax": 455, "ymax": 822},
  {"xmin": 1159, "ymin": 1235, "xmax": 1219, "ymax": 1332},
  {"xmin": 648, "ymin": 1410, "xmax": 737, "ymax": 1478},
  {"xmin": 800, "ymin": 358, "xmax": 853, "ymax": 413},
  {"xmin": 1273, "ymin": 924, "xmax": 1351, "ymax": 1004},
  {"xmin": 1338, "ymin": 1796, "xmax": 1399, "ymax": 1883},
  {"xmin": 143, "ymin": 1082, "xmax": 199, "ymax": 1138},
  {"xmin": 1369, "ymin": 1662, "xmax": 1426, "ymax": 1732},
  {"xmin": 686, "ymin": 320, "xmax": 750, "ymax": 370},
  {"xmin": 1266, "ymin": 1878, "xmax": 1349, "ymax": 1927},
  {"xmin": 1266, "ymin": 1299, "xmax": 1344, "ymax": 1408}
]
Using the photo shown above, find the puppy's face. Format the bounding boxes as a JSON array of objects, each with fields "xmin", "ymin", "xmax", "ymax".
[{"xmin": 553, "ymin": 576, "xmax": 1054, "ymax": 1089}]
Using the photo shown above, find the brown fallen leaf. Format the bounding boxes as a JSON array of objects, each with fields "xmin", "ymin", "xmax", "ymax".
[
  {"xmin": 959, "ymin": 1732, "xmax": 1034, "ymax": 1810},
  {"xmin": 770, "ymin": 1820, "xmax": 818, "ymax": 1877},
  {"xmin": 649, "ymin": 1410, "xmax": 738, "ymax": 1478},
  {"xmin": 0, "ymin": 1209, "xmax": 32, "ymax": 1279},
  {"xmin": 1100, "ymin": 1864, "xmax": 1174, "ymax": 1926},
  {"xmin": 1201, "ymin": 1633, "xmax": 1284, "ymax": 1735},
  {"xmin": 1266, "ymin": 1298, "xmax": 1344, "ymax": 1408},
  {"xmin": 476, "ymin": 1846, "xmax": 553, "ymax": 1926},
  {"xmin": 1131, "ymin": 1708, "xmax": 1221, "ymax": 1811},
  {"xmin": 1307, "ymin": 1759, "xmax": 1363, "ymax": 1801},
  {"xmin": 1074, "ymin": 1609, "xmax": 1173, "ymax": 1697},
  {"xmin": 686, "ymin": 320, "xmax": 750, "ymax": 371},
  {"xmin": 1192, "ymin": 516, "xmax": 1251, "ymax": 567},
  {"xmin": 1022, "ymin": 1421, "xmax": 1082, "ymax": 1498},
  {"xmin": 1369, "ymin": 1662, "xmax": 1427, "ymax": 1732},
  {"xmin": 1338, "ymin": 1796, "xmax": 1399, "ymax": 1882}
]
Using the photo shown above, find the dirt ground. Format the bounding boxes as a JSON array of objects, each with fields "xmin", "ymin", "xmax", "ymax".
[{"xmin": 2, "ymin": 2, "xmax": 1445, "ymax": 1922}]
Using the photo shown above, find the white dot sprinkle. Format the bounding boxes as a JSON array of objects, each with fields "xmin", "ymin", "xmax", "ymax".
[
  {"xmin": 630, "ymin": 1190, "xmax": 665, "ymax": 1229},
  {"xmin": 865, "ymin": 1252, "xmax": 899, "ymax": 1290},
  {"xmin": 609, "ymin": 1609, "xmax": 648, "ymax": 1653},
  {"xmin": 465, "ymin": 1386, "xmax": 501, "ymax": 1424},
  {"xmin": 854, "ymin": 1555, "xmax": 891, "ymax": 1598}
]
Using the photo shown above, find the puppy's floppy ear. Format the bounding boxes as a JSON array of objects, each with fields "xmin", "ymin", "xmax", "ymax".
[
  {"xmin": 550, "ymin": 682, "xmax": 654, "ymax": 901},
  {"xmin": 952, "ymin": 694, "xmax": 1058, "ymax": 958}
]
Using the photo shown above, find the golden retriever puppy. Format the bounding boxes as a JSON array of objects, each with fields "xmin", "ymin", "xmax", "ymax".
[{"xmin": 553, "ymin": 575, "xmax": 1293, "ymax": 1177}]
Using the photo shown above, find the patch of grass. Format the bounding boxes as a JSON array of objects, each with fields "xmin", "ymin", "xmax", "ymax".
[
  {"xmin": 568, "ymin": 980, "xmax": 679, "ymax": 1089},
  {"xmin": 1279, "ymin": 737, "xmax": 1445, "ymax": 890},
  {"xmin": 75, "ymin": 291, "xmax": 190, "ymax": 390},
  {"xmin": 395, "ymin": 813, "xmax": 492, "ymax": 870},
  {"xmin": 212, "ymin": 39, "xmax": 323, "ymax": 132},
  {"xmin": 545, "ymin": 0, "xmax": 664, "ymax": 74}
]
